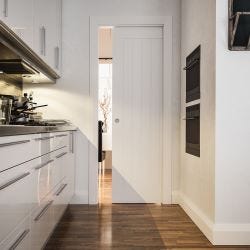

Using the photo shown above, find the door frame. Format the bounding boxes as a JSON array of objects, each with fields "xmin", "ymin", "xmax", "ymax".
[{"xmin": 89, "ymin": 16, "xmax": 173, "ymax": 204}]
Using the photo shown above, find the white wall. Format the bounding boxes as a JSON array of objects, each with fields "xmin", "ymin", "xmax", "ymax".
[
  {"xmin": 214, "ymin": 0, "xmax": 250, "ymax": 244},
  {"xmin": 25, "ymin": 0, "xmax": 181, "ymax": 204},
  {"xmin": 179, "ymin": 0, "xmax": 216, "ymax": 240}
]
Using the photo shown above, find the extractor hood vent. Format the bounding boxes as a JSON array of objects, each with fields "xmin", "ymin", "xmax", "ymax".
[{"xmin": 0, "ymin": 59, "xmax": 39, "ymax": 75}]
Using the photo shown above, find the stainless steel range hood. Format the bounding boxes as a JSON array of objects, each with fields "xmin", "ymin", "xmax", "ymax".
[{"xmin": 0, "ymin": 20, "xmax": 59, "ymax": 84}]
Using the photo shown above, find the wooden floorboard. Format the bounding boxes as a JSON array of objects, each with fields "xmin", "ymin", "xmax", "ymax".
[{"xmin": 45, "ymin": 171, "xmax": 250, "ymax": 250}]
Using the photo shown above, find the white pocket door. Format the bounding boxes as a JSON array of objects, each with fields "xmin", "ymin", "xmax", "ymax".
[{"xmin": 112, "ymin": 26, "xmax": 163, "ymax": 203}]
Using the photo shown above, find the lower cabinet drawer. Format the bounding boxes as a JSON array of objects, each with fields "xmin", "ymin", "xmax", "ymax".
[
  {"xmin": 33, "ymin": 154, "xmax": 54, "ymax": 201},
  {"xmin": 52, "ymin": 132, "xmax": 70, "ymax": 151},
  {"xmin": 0, "ymin": 217, "xmax": 30, "ymax": 250},
  {"xmin": 50, "ymin": 149, "xmax": 69, "ymax": 189},
  {"xmin": 0, "ymin": 160, "xmax": 38, "ymax": 243},
  {"xmin": 53, "ymin": 180, "xmax": 70, "ymax": 223},
  {"xmin": 30, "ymin": 195, "xmax": 54, "ymax": 250},
  {"xmin": 0, "ymin": 134, "xmax": 40, "ymax": 173}
]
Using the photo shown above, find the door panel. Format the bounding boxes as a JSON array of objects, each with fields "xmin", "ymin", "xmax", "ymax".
[{"xmin": 112, "ymin": 26, "xmax": 163, "ymax": 203}]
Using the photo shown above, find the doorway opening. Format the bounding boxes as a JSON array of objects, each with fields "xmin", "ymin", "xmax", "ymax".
[{"xmin": 98, "ymin": 27, "xmax": 113, "ymax": 204}]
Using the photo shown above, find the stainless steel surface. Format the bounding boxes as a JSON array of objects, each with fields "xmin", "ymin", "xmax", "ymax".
[
  {"xmin": 4, "ymin": 0, "xmax": 8, "ymax": 17},
  {"xmin": 55, "ymin": 134, "xmax": 67, "ymax": 138},
  {"xmin": 34, "ymin": 160, "xmax": 54, "ymax": 170},
  {"xmin": 0, "ymin": 97, "xmax": 12, "ymax": 125},
  {"xmin": 35, "ymin": 136, "xmax": 54, "ymax": 141},
  {"xmin": 0, "ymin": 20, "xmax": 59, "ymax": 83},
  {"xmin": 55, "ymin": 46, "xmax": 59, "ymax": 69},
  {"xmin": 40, "ymin": 27, "xmax": 46, "ymax": 56},
  {"xmin": 0, "ymin": 139, "xmax": 30, "ymax": 147},
  {"xmin": 34, "ymin": 200, "xmax": 53, "ymax": 222},
  {"xmin": 56, "ymin": 152, "xmax": 67, "ymax": 159},
  {"xmin": 55, "ymin": 183, "xmax": 67, "ymax": 196},
  {"xmin": 0, "ymin": 172, "xmax": 30, "ymax": 191},
  {"xmin": 70, "ymin": 131, "xmax": 74, "ymax": 153},
  {"xmin": 0, "ymin": 124, "xmax": 77, "ymax": 137},
  {"xmin": 8, "ymin": 229, "xmax": 30, "ymax": 250}
]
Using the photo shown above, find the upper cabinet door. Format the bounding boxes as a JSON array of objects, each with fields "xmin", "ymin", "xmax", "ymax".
[
  {"xmin": 0, "ymin": 0, "xmax": 34, "ymax": 48},
  {"xmin": 33, "ymin": 0, "xmax": 62, "ymax": 75}
]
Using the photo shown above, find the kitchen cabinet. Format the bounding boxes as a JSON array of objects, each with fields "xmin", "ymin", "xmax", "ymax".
[
  {"xmin": 0, "ymin": 134, "xmax": 41, "ymax": 173},
  {"xmin": 53, "ymin": 179, "xmax": 70, "ymax": 225},
  {"xmin": 0, "ymin": 0, "xmax": 62, "ymax": 75},
  {"xmin": 0, "ymin": 0, "xmax": 34, "ymax": 48},
  {"xmin": 33, "ymin": 0, "xmax": 62, "ymax": 74},
  {"xmin": 0, "ymin": 130, "xmax": 75, "ymax": 249},
  {"xmin": 0, "ymin": 217, "xmax": 30, "ymax": 250},
  {"xmin": 30, "ymin": 193, "xmax": 54, "ymax": 250},
  {"xmin": 0, "ymin": 158, "xmax": 39, "ymax": 243},
  {"xmin": 51, "ymin": 149, "xmax": 69, "ymax": 190}
]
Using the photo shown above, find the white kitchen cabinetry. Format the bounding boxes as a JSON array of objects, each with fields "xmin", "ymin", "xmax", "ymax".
[
  {"xmin": 30, "ymin": 193, "xmax": 54, "ymax": 250},
  {"xmin": 0, "ymin": 158, "xmax": 39, "ymax": 243},
  {"xmin": 0, "ymin": 0, "xmax": 34, "ymax": 48},
  {"xmin": 0, "ymin": 0, "xmax": 62, "ymax": 75},
  {"xmin": 0, "ymin": 217, "xmax": 30, "ymax": 250},
  {"xmin": 0, "ymin": 134, "xmax": 41, "ymax": 173},
  {"xmin": 0, "ymin": 130, "xmax": 75, "ymax": 249},
  {"xmin": 33, "ymin": 0, "xmax": 62, "ymax": 74}
]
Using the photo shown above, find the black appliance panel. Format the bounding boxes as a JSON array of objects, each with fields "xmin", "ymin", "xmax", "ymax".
[
  {"xmin": 186, "ymin": 104, "xmax": 200, "ymax": 157},
  {"xmin": 185, "ymin": 46, "xmax": 201, "ymax": 103}
]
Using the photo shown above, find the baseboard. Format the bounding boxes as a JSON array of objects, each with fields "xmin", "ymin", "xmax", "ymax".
[
  {"xmin": 175, "ymin": 191, "xmax": 214, "ymax": 243},
  {"xmin": 173, "ymin": 191, "xmax": 250, "ymax": 245},
  {"xmin": 213, "ymin": 224, "xmax": 250, "ymax": 245}
]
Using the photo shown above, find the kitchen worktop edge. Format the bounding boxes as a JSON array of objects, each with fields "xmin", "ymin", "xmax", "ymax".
[{"xmin": 0, "ymin": 125, "xmax": 77, "ymax": 137}]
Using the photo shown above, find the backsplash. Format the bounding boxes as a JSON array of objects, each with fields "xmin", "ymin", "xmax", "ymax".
[{"xmin": 0, "ymin": 74, "xmax": 22, "ymax": 96}]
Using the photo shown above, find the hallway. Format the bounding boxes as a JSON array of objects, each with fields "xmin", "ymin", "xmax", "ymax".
[{"xmin": 45, "ymin": 171, "xmax": 250, "ymax": 250}]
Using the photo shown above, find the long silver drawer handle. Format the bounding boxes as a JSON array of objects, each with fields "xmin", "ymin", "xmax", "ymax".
[
  {"xmin": 55, "ymin": 184, "xmax": 68, "ymax": 196},
  {"xmin": 35, "ymin": 136, "xmax": 54, "ymax": 141},
  {"xmin": 34, "ymin": 159, "xmax": 54, "ymax": 170},
  {"xmin": 0, "ymin": 172, "xmax": 30, "ymax": 191},
  {"xmin": 4, "ymin": 0, "xmax": 8, "ymax": 17},
  {"xmin": 40, "ymin": 26, "xmax": 46, "ymax": 56},
  {"xmin": 56, "ymin": 152, "xmax": 67, "ymax": 159},
  {"xmin": 55, "ymin": 134, "xmax": 68, "ymax": 138},
  {"xmin": 8, "ymin": 229, "xmax": 30, "ymax": 250},
  {"xmin": 0, "ymin": 140, "xmax": 30, "ymax": 148},
  {"xmin": 34, "ymin": 200, "xmax": 53, "ymax": 222},
  {"xmin": 55, "ymin": 46, "xmax": 60, "ymax": 69}
]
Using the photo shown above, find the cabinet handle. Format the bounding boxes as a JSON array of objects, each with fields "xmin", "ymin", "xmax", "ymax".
[
  {"xmin": 34, "ymin": 159, "xmax": 54, "ymax": 170},
  {"xmin": 70, "ymin": 132, "xmax": 74, "ymax": 153},
  {"xmin": 55, "ymin": 46, "xmax": 60, "ymax": 69},
  {"xmin": 0, "ymin": 140, "xmax": 30, "ymax": 148},
  {"xmin": 55, "ymin": 183, "xmax": 67, "ymax": 196},
  {"xmin": 183, "ymin": 117, "xmax": 199, "ymax": 120},
  {"xmin": 35, "ymin": 136, "xmax": 54, "ymax": 141},
  {"xmin": 40, "ymin": 26, "xmax": 46, "ymax": 56},
  {"xmin": 55, "ymin": 134, "xmax": 67, "ymax": 138},
  {"xmin": 4, "ymin": 0, "xmax": 8, "ymax": 17},
  {"xmin": 56, "ymin": 152, "xmax": 67, "ymax": 159},
  {"xmin": 0, "ymin": 172, "xmax": 30, "ymax": 191},
  {"xmin": 34, "ymin": 200, "xmax": 53, "ymax": 222},
  {"xmin": 8, "ymin": 229, "xmax": 30, "ymax": 250}
]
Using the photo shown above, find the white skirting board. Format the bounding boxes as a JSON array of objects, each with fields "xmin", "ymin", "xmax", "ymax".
[{"xmin": 172, "ymin": 191, "xmax": 250, "ymax": 245}]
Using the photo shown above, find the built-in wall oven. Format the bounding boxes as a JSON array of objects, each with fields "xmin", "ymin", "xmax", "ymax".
[
  {"xmin": 186, "ymin": 104, "xmax": 200, "ymax": 157},
  {"xmin": 184, "ymin": 45, "xmax": 200, "ymax": 103}
]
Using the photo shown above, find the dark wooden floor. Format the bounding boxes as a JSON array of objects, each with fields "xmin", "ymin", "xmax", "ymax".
[{"xmin": 45, "ymin": 170, "xmax": 250, "ymax": 250}]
